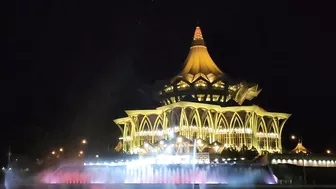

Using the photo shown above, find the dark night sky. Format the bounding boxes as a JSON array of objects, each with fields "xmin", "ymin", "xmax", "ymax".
[{"xmin": 3, "ymin": 0, "xmax": 336, "ymax": 166}]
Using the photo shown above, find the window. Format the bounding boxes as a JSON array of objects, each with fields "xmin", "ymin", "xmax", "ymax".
[
  {"xmin": 195, "ymin": 80, "xmax": 207, "ymax": 89},
  {"xmin": 212, "ymin": 81, "xmax": 225, "ymax": 89},
  {"xmin": 164, "ymin": 85, "xmax": 174, "ymax": 93},
  {"xmin": 177, "ymin": 80, "xmax": 190, "ymax": 90},
  {"xmin": 212, "ymin": 95, "xmax": 220, "ymax": 101}
]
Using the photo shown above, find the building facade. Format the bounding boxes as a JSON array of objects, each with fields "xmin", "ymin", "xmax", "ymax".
[{"xmin": 114, "ymin": 27, "xmax": 290, "ymax": 155}]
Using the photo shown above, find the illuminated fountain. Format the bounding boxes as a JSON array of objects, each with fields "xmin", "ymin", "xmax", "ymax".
[{"xmin": 39, "ymin": 154, "xmax": 278, "ymax": 185}]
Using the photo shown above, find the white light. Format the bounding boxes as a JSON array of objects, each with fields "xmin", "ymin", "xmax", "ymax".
[
  {"xmin": 159, "ymin": 141, "xmax": 164, "ymax": 145},
  {"xmin": 177, "ymin": 137, "xmax": 182, "ymax": 143}
]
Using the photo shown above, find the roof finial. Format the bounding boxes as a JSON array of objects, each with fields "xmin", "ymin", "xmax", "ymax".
[{"xmin": 193, "ymin": 26, "xmax": 203, "ymax": 40}]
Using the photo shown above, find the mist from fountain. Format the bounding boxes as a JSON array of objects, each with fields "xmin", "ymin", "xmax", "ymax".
[
  {"xmin": 38, "ymin": 161, "xmax": 277, "ymax": 186},
  {"xmin": 192, "ymin": 139, "xmax": 196, "ymax": 189}
]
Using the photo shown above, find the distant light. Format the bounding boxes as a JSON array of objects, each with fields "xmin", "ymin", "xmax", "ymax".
[
  {"xmin": 327, "ymin": 149, "xmax": 331, "ymax": 154},
  {"xmin": 159, "ymin": 141, "xmax": 164, "ymax": 145},
  {"xmin": 96, "ymin": 154, "xmax": 99, "ymax": 158},
  {"xmin": 291, "ymin": 135, "xmax": 296, "ymax": 140},
  {"xmin": 177, "ymin": 137, "xmax": 182, "ymax": 143},
  {"xmin": 51, "ymin": 151, "xmax": 56, "ymax": 155},
  {"xmin": 79, "ymin": 150, "xmax": 84, "ymax": 154},
  {"xmin": 59, "ymin": 148, "xmax": 63, "ymax": 152},
  {"xmin": 82, "ymin": 139, "xmax": 87, "ymax": 144}
]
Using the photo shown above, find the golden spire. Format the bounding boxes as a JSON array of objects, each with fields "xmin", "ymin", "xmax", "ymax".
[
  {"xmin": 292, "ymin": 142, "xmax": 308, "ymax": 154},
  {"xmin": 173, "ymin": 26, "xmax": 224, "ymax": 83},
  {"xmin": 193, "ymin": 26, "xmax": 203, "ymax": 40}
]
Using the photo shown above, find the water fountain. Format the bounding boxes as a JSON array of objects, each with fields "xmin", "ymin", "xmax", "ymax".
[{"xmin": 38, "ymin": 156, "xmax": 278, "ymax": 186}]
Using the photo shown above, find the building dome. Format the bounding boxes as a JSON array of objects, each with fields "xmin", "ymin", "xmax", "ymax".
[{"xmin": 157, "ymin": 26, "xmax": 262, "ymax": 106}]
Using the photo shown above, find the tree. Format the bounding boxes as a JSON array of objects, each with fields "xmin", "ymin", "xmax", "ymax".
[
  {"xmin": 241, "ymin": 146, "xmax": 259, "ymax": 160},
  {"xmin": 221, "ymin": 147, "xmax": 240, "ymax": 158}
]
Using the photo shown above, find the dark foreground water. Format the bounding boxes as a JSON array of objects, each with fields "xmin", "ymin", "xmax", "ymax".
[{"xmin": 2, "ymin": 184, "xmax": 336, "ymax": 189}]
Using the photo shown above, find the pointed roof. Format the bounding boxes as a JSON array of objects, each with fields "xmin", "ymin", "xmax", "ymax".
[
  {"xmin": 173, "ymin": 26, "xmax": 224, "ymax": 83},
  {"xmin": 114, "ymin": 141, "xmax": 123, "ymax": 152},
  {"xmin": 292, "ymin": 142, "xmax": 308, "ymax": 154}
]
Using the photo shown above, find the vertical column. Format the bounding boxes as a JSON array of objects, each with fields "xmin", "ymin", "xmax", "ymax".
[
  {"xmin": 251, "ymin": 113, "xmax": 258, "ymax": 149},
  {"xmin": 163, "ymin": 111, "xmax": 168, "ymax": 140}
]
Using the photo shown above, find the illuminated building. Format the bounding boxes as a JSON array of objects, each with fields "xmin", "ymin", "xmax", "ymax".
[
  {"xmin": 292, "ymin": 142, "xmax": 308, "ymax": 154},
  {"xmin": 114, "ymin": 26, "xmax": 291, "ymax": 154}
]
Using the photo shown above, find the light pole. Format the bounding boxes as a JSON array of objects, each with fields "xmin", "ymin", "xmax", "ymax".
[
  {"xmin": 80, "ymin": 139, "xmax": 87, "ymax": 158},
  {"xmin": 291, "ymin": 135, "xmax": 306, "ymax": 184}
]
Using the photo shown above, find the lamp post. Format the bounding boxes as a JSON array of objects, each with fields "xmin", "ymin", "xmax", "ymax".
[
  {"xmin": 291, "ymin": 135, "xmax": 306, "ymax": 184},
  {"xmin": 80, "ymin": 139, "xmax": 87, "ymax": 158}
]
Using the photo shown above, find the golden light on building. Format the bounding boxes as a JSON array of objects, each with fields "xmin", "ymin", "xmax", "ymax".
[
  {"xmin": 114, "ymin": 26, "xmax": 291, "ymax": 155},
  {"xmin": 292, "ymin": 142, "xmax": 308, "ymax": 154}
]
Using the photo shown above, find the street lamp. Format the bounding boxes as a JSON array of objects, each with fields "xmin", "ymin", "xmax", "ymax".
[
  {"xmin": 82, "ymin": 139, "xmax": 87, "ymax": 144},
  {"xmin": 291, "ymin": 135, "xmax": 296, "ymax": 140},
  {"xmin": 326, "ymin": 149, "xmax": 331, "ymax": 154},
  {"xmin": 51, "ymin": 151, "xmax": 56, "ymax": 155},
  {"xmin": 59, "ymin": 148, "xmax": 63, "ymax": 152},
  {"xmin": 79, "ymin": 150, "xmax": 83, "ymax": 155}
]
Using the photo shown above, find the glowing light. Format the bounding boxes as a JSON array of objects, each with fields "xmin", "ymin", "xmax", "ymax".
[
  {"xmin": 327, "ymin": 149, "xmax": 331, "ymax": 154},
  {"xmin": 51, "ymin": 151, "xmax": 56, "ymax": 155},
  {"xmin": 59, "ymin": 148, "xmax": 63, "ymax": 152},
  {"xmin": 79, "ymin": 151, "xmax": 83, "ymax": 155},
  {"xmin": 96, "ymin": 154, "xmax": 99, "ymax": 158},
  {"xmin": 82, "ymin": 139, "xmax": 87, "ymax": 144},
  {"xmin": 291, "ymin": 135, "xmax": 296, "ymax": 140},
  {"xmin": 177, "ymin": 137, "xmax": 182, "ymax": 143}
]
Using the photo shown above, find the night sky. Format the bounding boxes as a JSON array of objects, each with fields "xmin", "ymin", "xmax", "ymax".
[{"xmin": 3, "ymin": 1, "xmax": 336, "ymax": 166}]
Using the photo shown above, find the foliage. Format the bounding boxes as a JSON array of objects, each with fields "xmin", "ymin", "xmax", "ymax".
[{"xmin": 220, "ymin": 146, "xmax": 259, "ymax": 160}]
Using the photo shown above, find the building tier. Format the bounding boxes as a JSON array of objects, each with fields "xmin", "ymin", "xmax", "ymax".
[
  {"xmin": 156, "ymin": 27, "xmax": 261, "ymax": 106},
  {"xmin": 114, "ymin": 101, "xmax": 290, "ymax": 154}
]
